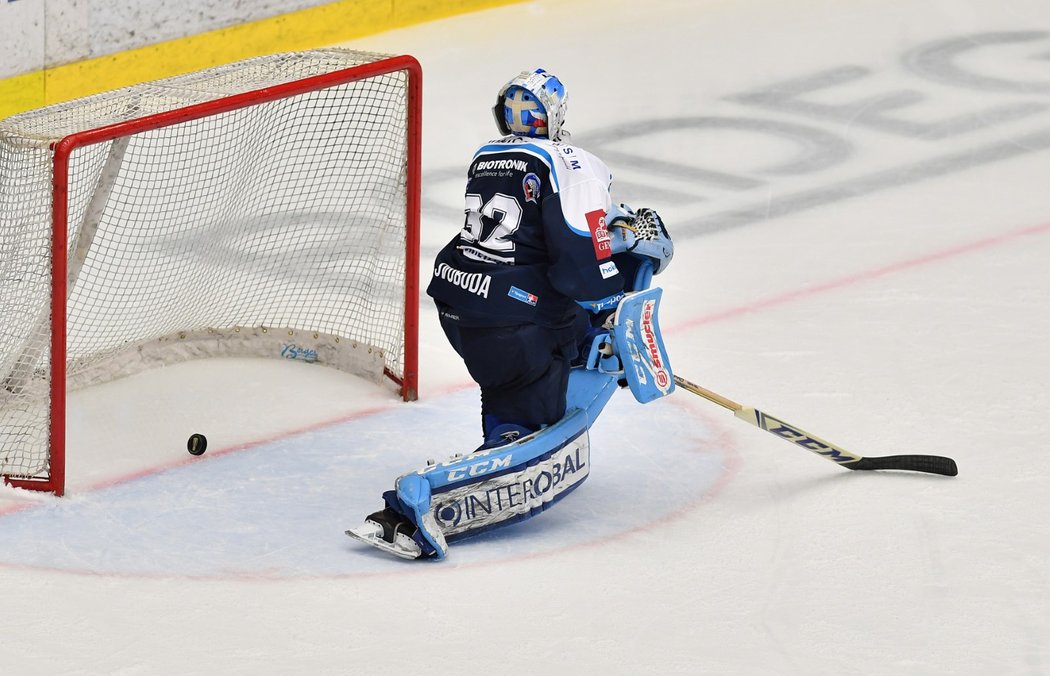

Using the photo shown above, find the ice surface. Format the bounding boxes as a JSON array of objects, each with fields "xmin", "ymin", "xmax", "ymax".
[{"xmin": 2, "ymin": 1, "xmax": 1049, "ymax": 674}]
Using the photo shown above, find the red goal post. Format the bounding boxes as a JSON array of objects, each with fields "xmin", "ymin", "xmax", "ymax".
[{"xmin": 0, "ymin": 50, "xmax": 421, "ymax": 496}]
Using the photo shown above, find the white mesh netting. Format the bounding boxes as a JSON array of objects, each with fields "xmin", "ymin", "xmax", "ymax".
[{"xmin": 0, "ymin": 49, "xmax": 414, "ymax": 481}]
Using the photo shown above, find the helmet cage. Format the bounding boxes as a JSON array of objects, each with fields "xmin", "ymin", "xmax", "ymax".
[{"xmin": 492, "ymin": 69, "xmax": 568, "ymax": 141}]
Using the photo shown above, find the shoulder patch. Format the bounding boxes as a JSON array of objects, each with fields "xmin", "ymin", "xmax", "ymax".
[
  {"xmin": 522, "ymin": 173, "xmax": 541, "ymax": 203},
  {"xmin": 585, "ymin": 209, "xmax": 612, "ymax": 260}
]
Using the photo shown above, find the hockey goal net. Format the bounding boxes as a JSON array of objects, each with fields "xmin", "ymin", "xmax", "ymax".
[{"xmin": 0, "ymin": 49, "xmax": 421, "ymax": 496}]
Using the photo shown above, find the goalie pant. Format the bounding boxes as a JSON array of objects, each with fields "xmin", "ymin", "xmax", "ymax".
[{"xmin": 366, "ymin": 287, "xmax": 674, "ymax": 560}]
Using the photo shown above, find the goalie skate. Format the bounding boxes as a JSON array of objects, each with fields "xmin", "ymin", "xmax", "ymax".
[{"xmin": 345, "ymin": 508, "xmax": 423, "ymax": 560}]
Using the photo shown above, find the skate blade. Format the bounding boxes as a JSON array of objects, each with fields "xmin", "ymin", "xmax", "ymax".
[{"xmin": 345, "ymin": 525, "xmax": 422, "ymax": 561}]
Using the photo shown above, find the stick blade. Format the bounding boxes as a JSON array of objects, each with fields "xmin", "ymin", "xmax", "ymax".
[{"xmin": 846, "ymin": 454, "xmax": 958, "ymax": 476}]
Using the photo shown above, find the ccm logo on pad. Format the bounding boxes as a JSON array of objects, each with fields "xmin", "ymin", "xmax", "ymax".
[{"xmin": 446, "ymin": 455, "xmax": 513, "ymax": 482}]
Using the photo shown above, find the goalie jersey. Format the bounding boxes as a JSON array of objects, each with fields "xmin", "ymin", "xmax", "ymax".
[{"xmin": 427, "ymin": 136, "xmax": 627, "ymax": 328}]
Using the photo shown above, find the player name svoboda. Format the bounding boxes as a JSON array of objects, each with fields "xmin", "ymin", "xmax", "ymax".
[{"xmin": 434, "ymin": 263, "xmax": 492, "ymax": 298}]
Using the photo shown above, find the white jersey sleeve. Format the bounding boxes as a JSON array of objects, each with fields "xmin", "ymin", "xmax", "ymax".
[{"xmin": 546, "ymin": 141, "xmax": 614, "ymax": 239}]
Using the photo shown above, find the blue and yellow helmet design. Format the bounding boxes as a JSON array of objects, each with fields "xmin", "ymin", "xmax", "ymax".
[{"xmin": 493, "ymin": 69, "xmax": 568, "ymax": 141}]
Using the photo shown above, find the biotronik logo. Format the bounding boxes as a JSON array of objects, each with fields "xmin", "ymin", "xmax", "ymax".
[{"xmin": 474, "ymin": 158, "xmax": 529, "ymax": 172}]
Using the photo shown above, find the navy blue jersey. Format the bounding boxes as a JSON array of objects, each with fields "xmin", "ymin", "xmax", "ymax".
[{"xmin": 427, "ymin": 136, "xmax": 626, "ymax": 328}]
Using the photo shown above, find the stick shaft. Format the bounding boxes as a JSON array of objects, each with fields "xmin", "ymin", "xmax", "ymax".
[{"xmin": 673, "ymin": 375, "xmax": 742, "ymax": 412}]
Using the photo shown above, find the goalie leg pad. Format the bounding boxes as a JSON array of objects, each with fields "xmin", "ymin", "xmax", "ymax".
[
  {"xmin": 432, "ymin": 418, "xmax": 591, "ymax": 543},
  {"xmin": 354, "ymin": 369, "xmax": 620, "ymax": 560},
  {"xmin": 610, "ymin": 287, "xmax": 675, "ymax": 403},
  {"xmin": 391, "ymin": 405, "xmax": 598, "ymax": 554}
]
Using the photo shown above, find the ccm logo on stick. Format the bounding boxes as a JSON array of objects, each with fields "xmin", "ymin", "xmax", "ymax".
[{"xmin": 758, "ymin": 415, "xmax": 855, "ymax": 463}]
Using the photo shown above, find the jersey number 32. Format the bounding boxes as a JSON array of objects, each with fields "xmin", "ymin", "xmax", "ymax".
[{"xmin": 461, "ymin": 192, "xmax": 522, "ymax": 262}]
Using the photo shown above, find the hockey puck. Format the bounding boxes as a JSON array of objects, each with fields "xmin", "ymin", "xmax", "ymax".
[{"xmin": 187, "ymin": 433, "xmax": 208, "ymax": 456}]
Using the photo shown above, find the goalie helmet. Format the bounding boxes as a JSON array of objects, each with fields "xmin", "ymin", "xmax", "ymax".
[{"xmin": 493, "ymin": 68, "xmax": 568, "ymax": 141}]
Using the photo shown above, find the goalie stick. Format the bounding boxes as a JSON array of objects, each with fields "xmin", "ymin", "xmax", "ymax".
[{"xmin": 673, "ymin": 375, "xmax": 958, "ymax": 476}]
